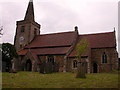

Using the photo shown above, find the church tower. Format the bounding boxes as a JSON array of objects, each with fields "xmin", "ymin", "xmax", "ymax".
[{"xmin": 14, "ymin": 0, "xmax": 40, "ymax": 51}]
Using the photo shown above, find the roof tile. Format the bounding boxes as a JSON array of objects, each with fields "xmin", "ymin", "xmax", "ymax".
[
  {"xmin": 69, "ymin": 31, "xmax": 116, "ymax": 57},
  {"xmin": 25, "ymin": 31, "xmax": 76, "ymax": 48},
  {"xmin": 18, "ymin": 47, "xmax": 71, "ymax": 55}
]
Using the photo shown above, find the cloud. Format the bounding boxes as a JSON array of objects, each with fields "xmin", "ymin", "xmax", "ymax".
[
  {"xmin": 34, "ymin": 1, "xmax": 118, "ymax": 34},
  {"xmin": 0, "ymin": 0, "xmax": 119, "ymax": 56},
  {"xmin": 35, "ymin": 2, "xmax": 82, "ymax": 34},
  {"xmin": 0, "ymin": 2, "xmax": 27, "ymax": 44}
]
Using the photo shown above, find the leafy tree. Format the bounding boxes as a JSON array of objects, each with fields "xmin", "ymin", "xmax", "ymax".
[
  {"xmin": 2, "ymin": 43, "xmax": 18, "ymax": 71},
  {"xmin": 0, "ymin": 44, "xmax": 2, "ymax": 71},
  {"xmin": 2, "ymin": 43, "xmax": 18, "ymax": 60},
  {"xmin": 0, "ymin": 26, "xmax": 3, "ymax": 38},
  {"xmin": 75, "ymin": 39, "xmax": 89, "ymax": 78}
]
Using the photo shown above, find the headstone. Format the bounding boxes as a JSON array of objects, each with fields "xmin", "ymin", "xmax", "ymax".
[
  {"xmin": 40, "ymin": 62, "xmax": 44, "ymax": 73},
  {"xmin": 45, "ymin": 62, "xmax": 52, "ymax": 73}
]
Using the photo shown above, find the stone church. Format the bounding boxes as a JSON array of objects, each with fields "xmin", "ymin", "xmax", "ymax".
[{"xmin": 14, "ymin": 0, "xmax": 118, "ymax": 73}]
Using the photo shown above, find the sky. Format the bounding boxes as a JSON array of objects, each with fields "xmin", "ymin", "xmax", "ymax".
[{"xmin": 0, "ymin": 0, "xmax": 119, "ymax": 57}]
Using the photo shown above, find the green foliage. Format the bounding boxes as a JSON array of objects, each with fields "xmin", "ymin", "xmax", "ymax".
[
  {"xmin": 76, "ymin": 39, "xmax": 89, "ymax": 59},
  {"xmin": 0, "ymin": 26, "xmax": 3, "ymax": 36},
  {"xmin": 2, "ymin": 72, "xmax": 118, "ymax": 88},
  {"xmin": 2, "ymin": 43, "xmax": 18, "ymax": 61},
  {"xmin": 2, "ymin": 43, "xmax": 18, "ymax": 71},
  {"xmin": 75, "ymin": 39, "xmax": 89, "ymax": 78}
]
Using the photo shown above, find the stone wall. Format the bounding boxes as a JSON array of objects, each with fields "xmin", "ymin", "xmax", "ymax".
[
  {"xmin": 17, "ymin": 52, "xmax": 38, "ymax": 72},
  {"xmin": 15, "ymin": 21, "xmax": 40, "ymax": 52},
  {"xmin": 66, "ymin": 57, "xmax": 89, "ymax": 73},
  {"xmin": 38, "ymin": 55, "xmax": 65, "ymax": 72},
  {"xmin": 16, "ymin": 48, "xmax": 118, "ymax": 73},
  {"xmin": 66, "ymin": 48, "xmax": 118, "ymax": 73},
  {"xmin": 91, "ymin": 47, "xmax": 118, "ymax": 73},
  {"xmin": 66, "ymin": 57, "xmax": 73, "ymax": 72}
]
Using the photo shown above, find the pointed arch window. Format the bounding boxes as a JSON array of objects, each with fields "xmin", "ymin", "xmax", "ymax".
[
  {"xmin": 102, "ymin": 52, "xmax": 107, "ymax": 63},
  {"xmin": 73, "ymin": 60, "xmax": 78, "ymax": 68},
  {"xmin": 48, "ymin": 55, "xmax": 54, "ymax": 65}
]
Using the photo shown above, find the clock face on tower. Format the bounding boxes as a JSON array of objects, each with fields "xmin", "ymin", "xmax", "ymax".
[{"xmin": 19, "ymin": 36, "xmax": 24, "ymax": 42}]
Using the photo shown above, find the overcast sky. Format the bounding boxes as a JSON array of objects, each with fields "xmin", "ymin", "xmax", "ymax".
[{"xmin": 0, "ymin": 0, "xmax": 119, "ymax": 57}]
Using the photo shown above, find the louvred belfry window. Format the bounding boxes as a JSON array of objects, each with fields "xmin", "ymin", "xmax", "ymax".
[{"xmin": 21, "ymin": 26, "xmax": 25, "ymax": 32}]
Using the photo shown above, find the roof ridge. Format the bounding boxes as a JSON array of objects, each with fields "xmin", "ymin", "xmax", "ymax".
[
  {"xmin": 38, "ymin": 31, "xmax": 75, "ymax": 36},
  {"xmin": 79, "ymin": 31, "xmax": 114, "ymax": 36}
]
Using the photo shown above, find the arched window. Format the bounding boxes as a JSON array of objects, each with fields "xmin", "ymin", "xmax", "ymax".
[
  {"xmin": 102, "ymin": 52, "xmax": 107, "ymax": 63},
  {"xmin": 73, "ymin": 60, "xmax": 77, "ymax": 68},
  {"xmin": 48, "ymin": 55, "xmax": 54, "ymax": 65}
]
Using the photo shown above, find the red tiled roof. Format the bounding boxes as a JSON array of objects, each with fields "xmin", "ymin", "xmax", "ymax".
[
  {"xmin": 18, "ymin": 49, "xmax": 28, "ymax": 55},
  {"xmin": 69, "ymin": 31, "xmax": 116, "ymax": 57},
  {"xmin": 68, "ymin": 48, "xmax": 89, "ymax": 57},
  {"xmin": 18, "ymin": 47, "xmax": 71, "ymax": 55},
  {"xmin": 25, "ymin": 31, "xmax": 76, "ymax": 48},
  {"xmin": 79, "ymin": 31, "xmax": 116, "ymax": 48},
  {"xmin": 19, "ymin": 31, "xmax": 116, "ymax": 57}
]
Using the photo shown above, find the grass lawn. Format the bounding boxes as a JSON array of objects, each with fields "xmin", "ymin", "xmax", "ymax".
[{"xmin": 2, "ymin": 71, "xmax": 119, "ymax": 88}]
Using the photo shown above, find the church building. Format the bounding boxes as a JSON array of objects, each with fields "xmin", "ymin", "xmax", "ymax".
[{"xmin": 14, "ymin": 0, "xmax": 118, "ymax": 73}]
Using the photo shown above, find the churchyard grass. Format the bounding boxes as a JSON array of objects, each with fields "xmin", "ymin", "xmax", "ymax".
[{"xmin": 2, "ymin": 71, "xmax": 119, "ymax": 88}]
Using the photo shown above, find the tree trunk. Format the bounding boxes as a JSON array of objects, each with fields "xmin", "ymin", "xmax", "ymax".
[{"xmin": 76, "ymin": 62, "xmax": 86, "ymax": 78}]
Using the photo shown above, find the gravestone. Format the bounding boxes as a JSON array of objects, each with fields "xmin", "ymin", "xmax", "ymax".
[
  {"xmin": 45, "ymin": 62, "xmax": 52, "ymax": 73},
  {"xmin": 40, "ymin": 62, "xmax": 45, "ymax": 73}
]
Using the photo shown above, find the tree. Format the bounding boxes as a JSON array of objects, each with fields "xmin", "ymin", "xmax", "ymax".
[
  {"xmin": 0, "ymin": 43, "xmax": 2, "ymax": 71},
  {"xmin": 75, "ymin": 39, "xmax": 89, "ymax": 78},
  {"xmin": 2, "ymin": 43, "xmax": 18, "ymax": 72},
  {"xmin": 0, "ymin": 26, "xmax": 3, "ymax": 38}
]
